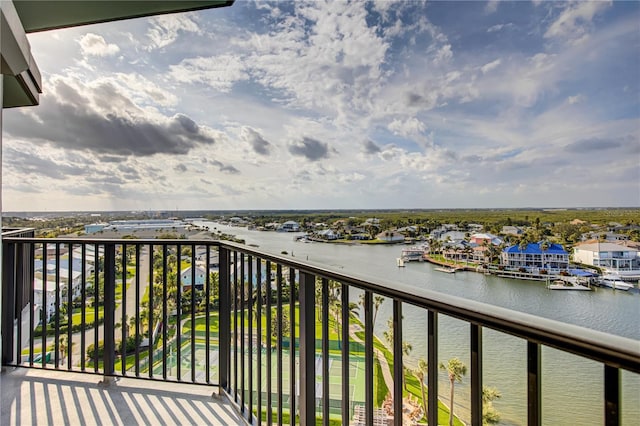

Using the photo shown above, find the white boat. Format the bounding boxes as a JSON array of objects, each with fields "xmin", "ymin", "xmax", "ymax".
[
  {"xmin": 599, "ymin": 276, "xmax": 634, "ymax": 291},
  {"xmin": 435, "ymin": 266, "xmax": 456, "ymax": 273},
  {"xmin": 548, "ymin": 279, "xmax": 592, "ymax": 291},
  {"xmin": 397, "ymin": 257, "xmax": 405, "ymax": 267}
]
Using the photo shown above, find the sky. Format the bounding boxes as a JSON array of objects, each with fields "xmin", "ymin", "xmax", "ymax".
[{"xmin": 2, "ymin": 0, "xmax": 639, "ymax": 212}]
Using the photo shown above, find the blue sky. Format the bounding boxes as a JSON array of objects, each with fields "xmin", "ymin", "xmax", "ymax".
[{"xmin": 3, "ymin": 0, "xmax": 639, "ymax": 211}]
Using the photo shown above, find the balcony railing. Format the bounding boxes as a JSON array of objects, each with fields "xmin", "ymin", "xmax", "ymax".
[{"xmin": 2, "ymin": 231, "xmax": 639, "ymax": 425}]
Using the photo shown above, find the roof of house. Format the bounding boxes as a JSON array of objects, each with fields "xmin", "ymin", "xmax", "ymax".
[
  {"xmin": 573, "ymin": 242, "xmax": 638, "ymax": 253},
  {"xmin": 503, "ymin": 242, "xmax": 567, "ymax": 255}
]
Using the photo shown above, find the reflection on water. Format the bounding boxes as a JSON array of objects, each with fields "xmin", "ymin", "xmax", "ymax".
[{"xmin": 200, "ymin": 222, "xmax": 640, "ymax": 425}]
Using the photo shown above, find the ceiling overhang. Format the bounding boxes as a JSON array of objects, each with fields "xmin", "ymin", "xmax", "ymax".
[{"xmin": 2, "ymin": 1, "xmax": 233, "ymax": 108}]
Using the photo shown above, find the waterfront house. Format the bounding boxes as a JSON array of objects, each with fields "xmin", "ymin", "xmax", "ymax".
[
  {"xmin": 376, "ymin": 231, "xmax": 404, "ymax": 242},
  {"xmin": 501, "ymin": 242, "xmax": 569, "ymax": 272},
  {"xmin": 317, "ymin": 229, "xmax": 340, "ymax": 240},
  {"xmin": 469, "ymin": 233, "xmax": 502, "ymax": 246},
  {"xmin": 573, "ymin": 242, "xmax": 640, "ymax": 279},
  {"xmin": 277, "ymin": 221, "xmax": 300, "ymax": 232}
]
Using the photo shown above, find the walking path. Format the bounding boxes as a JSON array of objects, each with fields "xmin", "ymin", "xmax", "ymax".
[{"xmin": 348, "ymin": 324, "xmax": 394, "ymax": 394}]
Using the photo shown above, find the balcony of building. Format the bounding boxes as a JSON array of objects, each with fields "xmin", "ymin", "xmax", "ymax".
[{"xmin": 1, "ymin": 230, "xmax": 638, "ymax": 425}]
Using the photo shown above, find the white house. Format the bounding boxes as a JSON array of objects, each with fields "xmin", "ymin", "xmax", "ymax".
[
  {"xmin": 34, "ymin": 277, "xmax": 58, "ymax": 324},
  {"xmin": 573, "ymin": 242, "xmax": 640, "ymax": 279},
  {"xmin": 277, "ymin": 221, "xmax": 300, "ymax": 232},
  {"xmin": 317, "ymin": 229, "xmax": 340, "ymax": 240},
  {"xmin": 376, "ymin": 231, "xmax": 405, "ymax": 243},
  {"xmin": 180, "ymin": 265, "xmax": 208, "ymax": 290}
]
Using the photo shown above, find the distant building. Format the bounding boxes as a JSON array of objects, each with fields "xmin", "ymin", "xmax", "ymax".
[
  {"xmin": 501, "ymin": 226, "xmax": 523, "ymax": 236},
  {"xmin": 85, "ymin": 223, "xmax": 107, "ymax": 234},
  {"xmin": 469, "ymin": 233, "xmax": 502, "ymax": 246},
  {"xmin": 317, "ymin": 229, "xmax": 340, "ymax": 240},
  {"xmin": 573, "ymin": 242, "xmax": 640, "ymax": 279},
  {"xmin": 376, "ymin": 231, "xmax": 404, "ymax": 242},
  {"xmin": 501, "ymin": 242, "xmax": 569, "ymax": 272},
  {"xmin": 180, "ymin": 265, "xmax": 208, "ymax": 291},
  {"xmin": 277, "ymin": 221, "xmax": 300, "ymax": 232}
]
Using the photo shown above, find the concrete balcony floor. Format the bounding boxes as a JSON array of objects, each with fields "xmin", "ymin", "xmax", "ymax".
[{"xmin": 1, "ymin": 367, "xmax": 245, "ymax": 425}]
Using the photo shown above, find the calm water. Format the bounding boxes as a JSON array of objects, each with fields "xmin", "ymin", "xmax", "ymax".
[{"xmin": 200, "ymin": 222, "xmax": 640, "ymax": 425}]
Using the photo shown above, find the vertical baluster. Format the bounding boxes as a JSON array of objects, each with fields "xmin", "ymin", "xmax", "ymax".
[
  {"xmin": 393, "ymin": 300, "xmax": 403, "ymax": 426},
  {"xmin": 67, "ymin": 243, "xmax": 73, "ymax": 370},
  {"xmin": 471, "ymin": 324, "xmax": 483, "ymax": 426},
  {"xmin": 234, "ymin": 251, "xmax": 238, "ymax": 400},
  {"xmin": 93, "ymin": 243, "xmax": 99, "ymax": 374},
  {"xmin": 43, "ymin": 243, "xmax": 48, "ymax": 369},
  {"xmin": 80, "ymin": 244, "xmax": 86, "ymax": 371},
  {"xmin": 266, "ymin": 260, "xmax": 272, "ymax": 424},
  {"xmin": 205, "ymin": 245, "xmax": 211, "ymax": 384},
  {"xmin": 364, "ymin": 291, "xmax": 374, "ymax": 426},
  {"xmin": 256, "ymin": 258, "xmax": 263, "ymax": 426},
  {"xmin": 289, "ymin": 267, "xmax": 296, "ymax": 426},
  {"xmin": 121, "ymin": 244, "xmax": 127, "ymax": 377},
  {"xmin": 427, "ymin": 310, "xmax": 438, "ymax": 426},
  {"xmin": 241, "ymin": 253, "xmax": 246, "ymax": 408},
  {"xmin": 134, "ymin": 244, "xmax": 140, "ymax": 377},
  {"xmin": 191, "ymin": 244, "xmax": 196, "ymax": 383},
  {"xmin": 341, "ymin": 283, "xmax": 349, "ymax": 426},
  {"xmin": 54, "ymin": 243, "xmax": 60, "ymax": 369},
  {"xmin": 29, "ymin": 242, "xmax": 35, "ymax": 367},
  {"xmin": 604, "ymin": 365, "xmax": 619, "ymax": 426},
  {"xmin": 299, "ymin": 271, "xmax": 316, "ymax": 425},
  {"xmin": 15, "ymin": 241, "xmax": 24, "ymax": 366},
  {"xmin": 527, "ymin": 341, "xmax": 541, "ymax": 426},
  {"xmin": 103, "ymin": 243, "xmax": 116, "ymax": 379},
  {"xmin": 162, "ymin": 244, "xmax": 168, "ymax": 380},
  {"xmin": 248, "ymin": 255, "xmax": 254, "ymax": 422},
  {"xmin": 218, "ymin": 247, "xmax": 231, "ymax": 392},
  {"xmin": 176, "ymin": 243, "xmax": 182, "ymax": 381},
  {"xmin": 321, "ymin": 278, "xmax": 329, "ymax": 426},
  {"xmin": 277, "ymin": 264, "xmax": 283, "ymax": 425},
  {"xmin": 148, "ymin": 244, "xmax": 154, "ymax": 379}
]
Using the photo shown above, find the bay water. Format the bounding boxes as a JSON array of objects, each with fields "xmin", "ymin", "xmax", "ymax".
[{"xmin": 198, "ymin": 222, "xmax": 640, "ymax": 425}]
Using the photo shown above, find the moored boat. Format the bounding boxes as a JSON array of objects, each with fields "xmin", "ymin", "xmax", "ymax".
[
  {"xmin": 548, "ymin": 279, "xmax": 592, "ymax": 291},
  {"xmin": 599, "ymin": 275, "xmax": 634, "ymax": 291},
  {"xmin": 435, "ymin": 266, "xmax": 456, "ymax": 273}
]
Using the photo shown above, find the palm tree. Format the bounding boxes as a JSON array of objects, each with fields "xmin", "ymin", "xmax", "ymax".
[
  {"xmin": 414, "ymin": 358, "xmax": 429, "ymax": 420},
  {"xmin": 440, "ymin": 357, "xmax": 467, "ymax": 426},
  {"xmin": 373, "ymin": 295, "xmax": 384, "ymax": 326},
  {"xmin": 482, "ymin": 386, "xmax": 502, "ymax": 425}
]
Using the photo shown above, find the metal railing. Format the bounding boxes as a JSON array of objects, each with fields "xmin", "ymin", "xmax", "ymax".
[{"xmin": 2, "ymin": 233, "xmax": 639, "ymax": 425}]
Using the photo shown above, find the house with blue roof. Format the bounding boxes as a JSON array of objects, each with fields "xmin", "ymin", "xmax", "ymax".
[{"xmin": 501, "ymin": 242, "xmax": 569, "ymax": 272}]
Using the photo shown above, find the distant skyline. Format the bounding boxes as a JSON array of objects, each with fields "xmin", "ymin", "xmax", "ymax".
[{"xmin": 2, "ymin": 1, "xmax": 639, "ymax": 211}]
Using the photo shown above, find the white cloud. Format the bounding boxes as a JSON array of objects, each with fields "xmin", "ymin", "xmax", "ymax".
[
  {"xmin": 147, "ymin": 13, "xmax": 201, "ymax": 49},
  {"xmin": 169, "ymin": 55, "xmax": 249, "ymax": 92},
  {"xmin": 388, "ymin": 117, "xmax": 426, "ymax": 137},
  {"xmin": 481, "ymin": 58, "xmax": 502, "ymax": 74},
  {"xmin": 485, "ymin": 0, "xmax": 500, "ymax": 15},
  {"xmin": 567, "ymin": 94, "xmax": 586, "ymax": 105},
  {"xmin": 78, "ymin": 33, "xmax": 120, "ymax": 57},
  {"xmin": 544, "ymin": 1, "xmax": 612, "ymax": 43}
]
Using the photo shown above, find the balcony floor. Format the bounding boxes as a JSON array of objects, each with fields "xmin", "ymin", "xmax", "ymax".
[{"xmin": 1, "ymin": 367, "xmax": 245, "ymax": 425}]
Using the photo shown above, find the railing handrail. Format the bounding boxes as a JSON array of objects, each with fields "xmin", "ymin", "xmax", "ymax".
[{"xmin": 4, "ymin": 235, "xmax": 640, "ymax": 374}]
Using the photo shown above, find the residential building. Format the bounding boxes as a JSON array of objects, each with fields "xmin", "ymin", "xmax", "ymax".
[
  {"xmin": 501, "ymin": 226, "xmax": 523, "ymax": 236},
  {"xmin": 501, "ymin": 242, "xmax": 569, "ymax": 272},
  {"xmin": 276, "ymin": 221, "xmax": 300, "ymax": 232},
  {"xmin": 573, "ymin": 242, "xmax": 640, "ymax": 279},
  {"xmin": 376, "ymin": 231, "xmax": 405, "ymax": 242},
  {"xmin": 180, "ymin": 265, "xmax": 208, "ymax": 291},
  {"xmin": 469, "ymin": 233, "xmax": 502, "ymax": 246}
]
